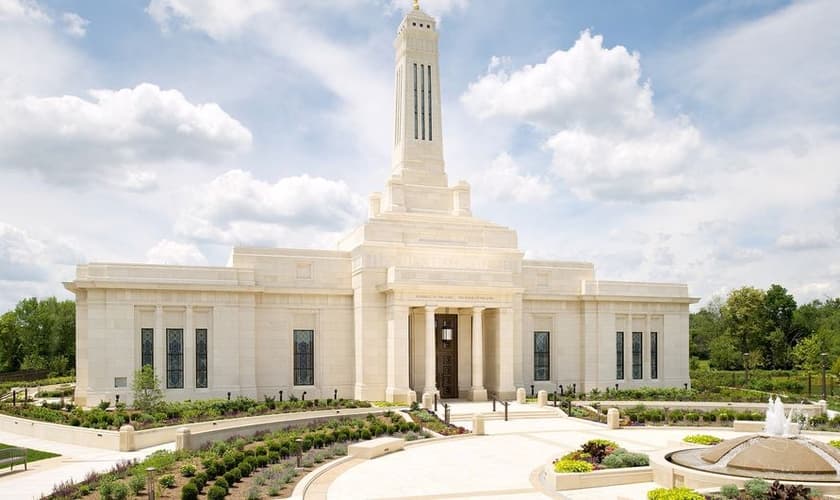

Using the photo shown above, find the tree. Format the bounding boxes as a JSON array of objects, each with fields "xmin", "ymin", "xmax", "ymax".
[
  {"xmin": 709, "ymin": 334, "xmax": 740, "ymax": 369},
  {"xmin": 689, "ymin": 296, "xmax": 723, "ymax": 360},
  {"xmin": 764, "ymin": 284, "xmax": 799, "ymax": 347},
  {"xmin": 722, "ymin": 287, "xmax": 770, "ymax": 365},
  {"xmin": 0, "ymin": 297, "xmax": 75, "ymax": 375},
  {"xmin": 0, "ymin": 312, "xmax": 22, "ymax": 372},
  {"xmin": 132, "ymin": 365, "xmax": 164, "ymax": 412}
]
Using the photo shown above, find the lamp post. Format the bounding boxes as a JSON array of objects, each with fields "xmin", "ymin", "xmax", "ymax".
[
  {"xmin": 743, "ymin": 353, "xmax": 749, "ymax": 385},
  {"xmin": 821, "ymin": 352, "xmax": 828, "ymax": 400},
  {"xmin": 295, "ymin": 438, "xmax": 303, "ymax": 468}
]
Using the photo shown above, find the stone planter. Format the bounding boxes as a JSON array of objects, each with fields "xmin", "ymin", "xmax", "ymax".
[{"xmin": 545, "ymin": 464, "xmax": 653, "ymax": 490}]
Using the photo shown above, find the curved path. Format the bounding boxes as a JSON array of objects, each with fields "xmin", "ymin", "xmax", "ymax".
[{"xmin": 304, "ymin": 407, "xmax": 762, "ymax": 500}]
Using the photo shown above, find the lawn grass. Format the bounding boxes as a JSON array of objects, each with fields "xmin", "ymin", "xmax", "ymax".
[{"xmin": 0, "ymin": 442, "xmax": 60, "ymax": 464}]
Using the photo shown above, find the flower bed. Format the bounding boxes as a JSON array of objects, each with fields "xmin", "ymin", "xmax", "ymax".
[
  {"xmin": 44, "ymin": 411, "xmax": 425, "ymax": 499},
  {"xmin": 547, "ymin": 440, "xmax": 652, "ymax": 491},
  {"xmin": 682, "ymin": 434, "xmax": 722, "ymax": 446},
  {"xmin": 0, "ymin": 397, "xmax": 372, "ymax": 431},
  {"xmin": 406, "ymin": 409, "xmax": 468, "ymax": 436}
]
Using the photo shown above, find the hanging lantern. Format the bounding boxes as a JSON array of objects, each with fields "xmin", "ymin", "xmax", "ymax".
[{"xmin": 441, "ymin": 321, "xmax": 454, "ymax": 342}]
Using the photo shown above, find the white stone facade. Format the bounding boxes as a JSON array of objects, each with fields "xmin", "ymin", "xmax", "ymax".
[{"xmin": 66, "ymin": 5, "xmax": 697, "ymax": 407}]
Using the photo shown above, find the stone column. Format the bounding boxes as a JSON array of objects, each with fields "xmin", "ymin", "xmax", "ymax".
[
  {"xmin": 185, "ymin": 306, "xmax": 194, "ymax": 389},
  {"xmin": 498, "ymin": 307, "xmax": 516, "ymax": 399},
  {"xmin": 424, "ymin": 306, "xmax": 437, "ymax": 395},
  {"xmin": 386, "ymin": 304, "xmax": 411, "ymax": 403},
  {"xmin": 470, "ymin": 307, "xmax": 487, "ymax": 401},
  {"xmin": 154, "ymin": 305, "xmax": 164, "ymax": 382}
]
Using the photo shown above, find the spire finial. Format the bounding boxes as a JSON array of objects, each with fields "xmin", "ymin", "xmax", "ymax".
[{"xmin": 413, "ymin": 0, "xmax": 419, "ymax": 10}]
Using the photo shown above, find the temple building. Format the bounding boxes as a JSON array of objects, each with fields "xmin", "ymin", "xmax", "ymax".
[{"xmin": 65, "ymin": 4, "xmax": 697, "ymax": 407}]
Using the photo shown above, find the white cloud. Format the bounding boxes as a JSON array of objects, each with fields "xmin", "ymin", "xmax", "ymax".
[
  {"xmin": 471, "ymin": 153, "xmax": 552, "ymax": 204},
  {"xmin": 0, "ymin": 0, "xmax": 50, "ymax": 23},
  {"xmin": 546, "ymin": 122, "xmax": 702, "ymax": 201},
  {"xmin": 175, "ymin": 170, "xmax": 366, "ymax": 247},
  {"xmin": 0, "ymin": 83, "xmax": 252, "ymax": 189},
  {"xmin": 61, "ymin": 12, "xmax": 88, "ymax": 37},
  {"xmin": 462, "ymin": 31, "xmax": 653, "ymax": 132},
  {"xmin": 0, "ymin": 221, "xmax": 82, "ymax": 282},
  {"xmin": 462, "ymin": 30, "xmax": 703, "ymax": 202},
  {"xmin": 146, "ymin": 0, "xmax": 273, "ymax": 40},
  {"xmin": 776, "ymin": 232, "xmax": 837, "ymax": 251},
  {"xmin": 388, "ymin": 0, "xmax": 469, "ymax": 19},
  {"xmin": 146, "ymin": 239, "xmax": 207, "ymax": 266}
]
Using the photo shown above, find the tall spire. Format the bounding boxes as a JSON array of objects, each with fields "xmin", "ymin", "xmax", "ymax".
[{"xmin": 413, "ymin": 0, "xmax": 419, "ymax": 10}]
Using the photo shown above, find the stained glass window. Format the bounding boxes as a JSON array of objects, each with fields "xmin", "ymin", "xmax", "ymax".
[
  {"xmin": 534, "ymin": 331, "xmax": 550, "ymax": 381},
  {"xmin": 616, "ymin": 331, "xmax": 624, "ymax": 380},
  {"xmin": 141, "ymin": 328, "xmax": 153, "ymax": 369},
  {"xmin": 650, "ymin": 332, "xmax": 658, "ymax": 379},
  {"xmin": 166, "ymin": 328, "xmax": 183, "ymax": 389},
  {"xmin": 632, "ymin": 331, "xmax": 643, "ymax": 380},
  {"xmin": 196, "ymin": 329, "xmax": 208, "ymax": 389},
  {"xmin": 294, "ymin": 330, "xmax": 314, "ymax": 386}
]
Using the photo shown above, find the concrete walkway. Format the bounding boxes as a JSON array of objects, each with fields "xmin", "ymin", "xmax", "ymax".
[
  {"xmin": 308, "ymin": 403, "xmax": 780, "ymax": 500},
  {"xmin": 0, "ymin": 429, "xmax": 173, "ymax": 499}
]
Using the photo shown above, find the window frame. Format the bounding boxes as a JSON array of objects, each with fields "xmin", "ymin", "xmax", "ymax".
[
  {"xmin": 293, "ymin": 329, "xmax": 315, "ymax": 386},
  {"xmin": 141, "ymin": 328, "xmax": 154, "ymax": 369},
  {"xmin": 533, "ymin": 331, "xmax": 550, "ymax": 381},
  {"xmin": 195, "ymin": 328, "xmax": 208, "ymax": 389},
  {"xmin": 650, "ymin": 331, "xmax": 658, "ymax": 380},
  {"xmin": 616, "ymin": 331, "xmax": 625, "ymax": 380},
  {"xmin": 166, "ymin": 328, "xmax": 184, "ymax": 389},
  {"xmin": 632, "ymin": 331, "xmax": 643, "ymax": 380}
]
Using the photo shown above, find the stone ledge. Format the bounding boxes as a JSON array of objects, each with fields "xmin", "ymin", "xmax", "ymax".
[
  {"xmin": 545, "ymin": 464, "xmax": 653, "ymax": 490},
  {"xmin": 348, "ymin": 436, "xmax": 405, "ymax": 459},
  {"xmin": 732, "ymin": 420, "xmax": 764, "ymax": 432}
]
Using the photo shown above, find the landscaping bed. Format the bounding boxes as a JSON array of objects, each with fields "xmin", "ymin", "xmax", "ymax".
[
  {"xmin": 44, "ymin": 411, "xmax": 426, "ymax": 499},
  {"xmin": 0, "ymin": 396, "xmax": 372, "ymax": 431},
  {"xmin": 406, "ymin": 409, "xmax": 468, "ymax": 436}
]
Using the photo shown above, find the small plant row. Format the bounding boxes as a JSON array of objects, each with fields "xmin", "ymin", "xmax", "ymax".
[
  {"xmin": 552, "ymin": 439, "xmax": 649, "ymax": 473},
  {"xmin": 682, "ymin": 434, "xmax": 723, "ymax": 446},
  {"xmin": 1, "ymin": 396, "xmax": 373, "ymax": 431},
  {"xmin": 406, "ymin": 407, "xmax": 468, "ymax": 435},
  {"xmin": 45, "ymin": 413, "xmax": 424, "ymax": 500}
]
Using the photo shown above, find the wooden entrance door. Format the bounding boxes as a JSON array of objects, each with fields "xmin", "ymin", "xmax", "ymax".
[{"xmin": 435, "ymin": 314, "xmax": 459, "ymax": 398}]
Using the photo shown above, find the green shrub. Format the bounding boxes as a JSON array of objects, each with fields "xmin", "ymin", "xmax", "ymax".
[
  {"xmin": 180, "ymin": 463, "xmax": 197, "ymax": 477},
  {"xmin": 193, "ymin": 471, "xmax": 208, "ymax": 490},
  {"xmin": 98, "ymin": 400, "xmax": 111, "ymax": 410},
  {"xmin": 560, "ymin": 450, "xmax": 591, "ymax": 461},
  {"xmin": 99, "ymin": 479, "xmax": 114, "ymax": 500},
  {"xmin": 215, "ymin": 476, "xmax": 229, "ymax": 493},
  {"xmin": 158, "ymin": 474, "xmax": 176, "ymax": 488},
  {"xmin": 207, "ymin": 485, "xmax": 227, "ymax": 500},
  {"xmin": 601, "ymin": 449, "xmax": 649, "ymax": 468},
  {"xmin": 647, "ymin": 486, "xmax": 704, "ymax": 500},
  {"xmin": 829, "ymin": 439, "xmax": 840, "ymax": 449},
  {"xmin": 111, "ymin": 482, "xmax": 129, "ymax": 500},
  {"xmin": 553, "ymin": 459, "xmax": 594, "ymax": 473},
  {"xmin": 810, "ymin": 415, "xmax": 828, "ymax": 426},
  {"xmin": 719, "ymin": 484, "xmax": 739, "ymax": 499},
  {"xmin": 181, "ymin": 482, "xmax": 199, "ymax": 500},
  {"xmin": 128, "ymin": 474, "xmax": 146, "ymax": 496},
  {"xmin": 682, "ymin": 434, "xmax": 722, "ymax": 446},
  {"xmin": 239, "ymin": 461, "xmax": 253, "ymax": 477},
  {"xmin": 744, "ymin": 478, "xmax": 769, "ymax": 498}
]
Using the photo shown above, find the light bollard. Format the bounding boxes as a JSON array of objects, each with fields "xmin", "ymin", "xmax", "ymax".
[{"xmin": 146, "ymin": 467, "xmax": 156, "ymax": 500}]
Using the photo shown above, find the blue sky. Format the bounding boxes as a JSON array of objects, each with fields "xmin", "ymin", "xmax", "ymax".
[{"xmin": 0, "ymin": 0, "xmax": 838, "ymax": 311}]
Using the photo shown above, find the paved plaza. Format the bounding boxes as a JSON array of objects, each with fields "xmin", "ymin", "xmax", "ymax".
[{"xmin": 3, "ymin": 402, "xmax": 837, "ymax": 499}]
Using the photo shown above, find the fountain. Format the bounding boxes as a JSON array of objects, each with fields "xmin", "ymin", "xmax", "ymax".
[{"xmin": 658, "ymin": 397, "xmax": 840, "ymax": 493}]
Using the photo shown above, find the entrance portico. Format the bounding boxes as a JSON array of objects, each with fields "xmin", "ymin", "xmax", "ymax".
[{"xmin": 383, "ymin": 300, "xmax": 515, "ymax": 403}]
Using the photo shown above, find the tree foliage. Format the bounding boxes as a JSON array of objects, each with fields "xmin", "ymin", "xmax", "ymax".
[
  {"xmin": 691, "ymin": 284, "xmax": 840, "ymax": 371},
  {"xmin": 132, "ymin": 365, "xmax": 164, "ymax": 412},
  {"xmin": 0, "ymin": 297, "xmax": 75, "ymax": 375}
]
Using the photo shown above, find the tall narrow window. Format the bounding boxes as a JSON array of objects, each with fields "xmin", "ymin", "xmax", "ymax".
[
  {"xmin": 294, "ymin": 330, "xmax": 314, "ymax": 386},
  {"xmin": 534, "ymin": 331, "xmax": 550, "ymax": 381},
  {"xmin": 141, "ymin": 328, "xmax": 154, "ymax": 369},
  {"xmin": 427, "ymin": 65, "xmax": 433, "ymax": 141},
  {"xmin": 166, "ymin": 328, "xmax": 184, "ymax": 389},
  {"xmin": 196, "ymin": 329, "xmax": 208, "ymax": 389},
  {"xmin": 632, "ymin": 331, "xmax": 643, "ymax": 379},
  {"xmin": 650, "ymin": 331, "xmax": 658, "ymax": 379},
  {"xmin": 413, "ymin": 63, "xmax": 418, "ymax": 139},
  {"xmin": 616, "ymin": 331, "xmax": 624, "ymax": 380},
  {"xmin": 420, "ymin": 64, "xmax": 425, "ymax": 140}
]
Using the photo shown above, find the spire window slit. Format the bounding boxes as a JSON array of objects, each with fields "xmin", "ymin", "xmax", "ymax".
[
  {"xmin": 420, "ymin": 64, "xmax": 426, "ymax": 140},
  {"xmin": 413, "ymin": 63, "xmax": 418, "ymax": 140},
  {"xmin": 428, "ymin": 65, "xmax": 432, "ymax": 141}
]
